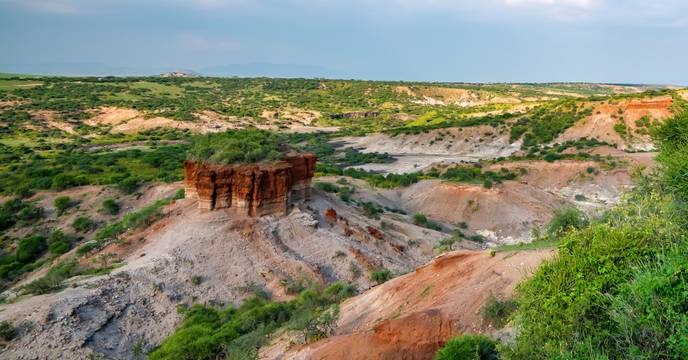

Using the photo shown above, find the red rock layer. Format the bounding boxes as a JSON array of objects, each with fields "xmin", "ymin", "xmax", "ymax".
[{"xmin": 184, "ymin": 153, "xmax": 316, "ymax": 216}]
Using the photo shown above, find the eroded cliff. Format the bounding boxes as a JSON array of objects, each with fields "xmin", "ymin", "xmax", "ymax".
[{"xmin": 183, "ymin": 153, "xmax": 316, "ymax": 216}]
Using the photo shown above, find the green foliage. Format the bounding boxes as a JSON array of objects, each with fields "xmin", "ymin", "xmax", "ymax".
[
  {"xmin": 510, "ymin": 190, "xmax": 688, "ymax": 359},
  {"xmin": 102, "ymin": 198, "xmax": 120, "ymax": 215},
  {"xmin": 338, "ymin": 149, "xmax": 392, "ymax": 166},
  {"xmin": 48, "ymin": 230, "xmax": 72, "ymax": 255},
  {"xmin": 53, "ymin": 196, "xmax": 74, "ymax": 215},
  {"xmin": 654, "ymin": 108, "xmax": 688, "ymax": 199},
  {"xmin": 439, "ymin": 164, "xmax": 517, "ymax": 186},
  {"xmin": 149, "ymin": 284, "xmax": 356, "ymax": 360},
  {"xmin": 187, "ymin": 129, "xmax": 285, "ymax": 164},
  {"xmin": 482, "ymin": 295, "xmax": 517, "ymax": 329},
  {"xmin": 545, "ymin": 207, "xmax": 589, "ymax": 238},
  {"xmin": 0, "ymin": 198, "xmax": 44, "ymax": 231},
  {"xmin": 359, "ymin": 201, "xmax": 383, "ymax": 219},
  {"xmin": 515, "ymin": 101, "xmax": 593, "ymax": 147},
  {"xmin": 15, "ymin": 235, "xmax": 47, "ymax": 263},
  {"xmin": 117, "ymin": 176, "xmax": 141, "ymax": 194},
  {"xmin": 0, "ymin": 320, "xmax": 16, "ymax": 341},
  {"xmin": 72, "ymin": 216, "xmax": 97, "ymax": 232},
  {"xmin": 613, "ymin": 122, "xmax": 628, "ymax": 137},
  {"xmin": 313, "ymin": 181, "xmax": 339, "ymax": 193},
  {"xmin": 413, "ymin": 213, "xmax": 442, "ymax": 231},
  {"xmin": 96, "ymin": 197, "xmax": 173, "ymax": 241},
  {"xmin": 371, "ymin": 268, "xmax": 392, "ymax": 284},
  {"xmin": 434, "ymin": 335, "xmax": 500, "ymax": 360},
  {"xmin": 0, "ymin": 144, "xmax": 187, "ymax": 195}
]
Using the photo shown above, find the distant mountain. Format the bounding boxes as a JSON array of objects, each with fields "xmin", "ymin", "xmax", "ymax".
[
  {"xmin": 0, "ymin": 62, "xmax": 343, "ymax": 79},
  {"xmin": 159, "ymin": 70, "xmax": 200, "ymax": 78}
]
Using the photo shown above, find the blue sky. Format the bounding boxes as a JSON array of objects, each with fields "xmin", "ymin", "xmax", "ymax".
[{"xmin": 1, "ymin": 0, "xmax": 687, "ymax": 83}]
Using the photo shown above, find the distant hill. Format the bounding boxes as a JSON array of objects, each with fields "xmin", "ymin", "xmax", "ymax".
[{"xmin": 159, "ymin": 70, "xmax": 200, "ymax": 78}]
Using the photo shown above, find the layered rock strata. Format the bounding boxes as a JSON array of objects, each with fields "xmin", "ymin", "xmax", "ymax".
[{"xmin": 184, "ymin": 153, "xmax": 316, "ymax": 216}]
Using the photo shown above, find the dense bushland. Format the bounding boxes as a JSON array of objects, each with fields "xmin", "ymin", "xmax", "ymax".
[
  {"xmin": 506, "ymin": 107, "xmax": 688, "ymax": 359},
  {"xmin": 187, "ymin": 129, "xmax": 285, "ymax": 164},
  {"xmin": 149, "ymin": 283, "xmax": 357, "ymax": 359}
]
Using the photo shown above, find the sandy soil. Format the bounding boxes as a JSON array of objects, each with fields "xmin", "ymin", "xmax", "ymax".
[
  {"xmin": 336, "ymin": 126, "xmax": 521, "ymax": 174},
  {"xmin": 29, "ymin": 110, "xmax": 77, "ymax": 134}
]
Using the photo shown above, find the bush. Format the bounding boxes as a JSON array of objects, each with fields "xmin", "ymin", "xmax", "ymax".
[
  {"xmin": 654, "ymin": 109, "xmax": 688, "ymax": 199},
  {"xmin": 510, "ymin": 189, "xmax": 687, "ymax": 359},
  {"xmin": 371, "ymin": 268, "xmax": 392, "ymax": 284},
  {"xmin": 413, "ymin": 213, "xmax": 442, "ymax": 231},
  {"xmin": 53, "ymin": 196, "xmax": 74, "ymax": 215},
  {"xmin": 15, "ymin": 235, "xmax": 47, "ymax": 263},
  {"xmin": 117, "ymin": 176, "xmax": 141, "ymax": 194},
  {"xmin": 101, "ymin": 198, "xmax": 120, "ymax": 215},
  {"xmin": 187, "ymin": 129, "xmax": 284, "ymax": 165},
  {"xmin": 72, "ymin": 216, "xmax": 96, "ymax": 232},
  {"xmin": 481, "ymin": 295, "xmax": 517, "ymax": 329},
  {"xmin": 545, "ymin": 207, "xmax": 589, "ymax": 238},
  {"xmin": 434, "ymin": 335, "xmax": 499, "ymax": 360},
  {"xmin": 149, "ymin": 284, "xmax": 356, "ymax": 360},
  {"xmin": 314, "ymin": 182, "xmax": 339, "ymax": 193},
  {"xmin": 0, "ymin": 320, "xmax": 16, "ymax": 341},
  {"xmin": 77, "ymin": 242, "xmax": 100, "ymax": 255}
]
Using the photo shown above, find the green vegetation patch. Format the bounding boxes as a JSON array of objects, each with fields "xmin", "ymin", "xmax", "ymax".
[
  {"xmin": 149, "ymin": 283, "xmax": 357, "ymax": 359},
  {"xmin": 187, "ymin": 129, "xmax": 286, "ymax": 165}
]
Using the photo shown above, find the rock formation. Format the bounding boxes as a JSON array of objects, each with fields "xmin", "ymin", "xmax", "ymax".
[{"xmin": 184, "ymin": 152, "xmax": 316, "ymax": 216}]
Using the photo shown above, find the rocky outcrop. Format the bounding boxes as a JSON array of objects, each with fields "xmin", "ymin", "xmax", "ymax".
[{"xmin": 184, "ymin": 153, "xmax": 316, "ymax": 216}]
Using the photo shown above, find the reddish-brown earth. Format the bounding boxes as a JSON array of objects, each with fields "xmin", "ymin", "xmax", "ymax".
[
  {"xmin": 267, "ymin": 249, "xmax": 553, "ymax": 360},
  {"xmin": 183, "ymin": 153, "xmax": 316, "ymax": 216}
]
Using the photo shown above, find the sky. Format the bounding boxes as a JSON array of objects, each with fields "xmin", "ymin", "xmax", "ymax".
[{"xmin": 0, "ymin": 0, "xmax": 687, "ymax": 83}]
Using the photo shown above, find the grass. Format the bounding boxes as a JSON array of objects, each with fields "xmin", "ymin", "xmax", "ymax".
[{"xmin": 0, "ymin": 79, "xmax": 43, "ymax": 90}]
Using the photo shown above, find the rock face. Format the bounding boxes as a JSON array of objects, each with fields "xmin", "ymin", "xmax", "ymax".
[{"xmin": 183, "ymin": 153, "xmax": 316, "ymax": 216}]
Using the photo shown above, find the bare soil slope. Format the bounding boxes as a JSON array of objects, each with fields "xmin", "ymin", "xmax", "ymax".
[
  {"xmin": 278, "ymin": 249, "xmax": 553, "ymax": 360},
  {"xmin": 555, "ymin": 96, "xmax": 673, "ymax": 150}
]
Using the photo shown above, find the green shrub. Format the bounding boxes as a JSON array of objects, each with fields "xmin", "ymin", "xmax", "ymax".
[
  {"xmin": 77, "ymin": 242, "xmax": 100, "ymax": 255},
  {"xmin": 545, "ymin": 207, "xmax": 589, "ymax": 238},
  {"xmin": 371, "ymin": 268, "xmax": 392, "ymax": 284},
  {"xmin": 413, "ymin": 213, "xmax": 442, "ymax": 231},
  {"xmin": 510, "ymin": 189, "xmax": 687, "ymax": 359},
  {"xmin": 654, "ymin": 109, "xmax": 688, "ymax": 199},
  {"xmin": 117, "ymin": 176, "xmax": 141, "ymax": 194},
  {"xmin": 0, "ymin": 320, "xmax": 16, "ymax": 341},
  {"xmin": 187, "ymin": 129, "xmax": 284, "ymax": 165},
  {"xmin": 96, "ymin": 197, "xmax": 173, "ymax": 241},
  {"xmin": 101, "ymin": 198, "xmax": 120, "ymax": 215},
  {"xmin": 314, "ymin": 182, "xmax": 339, "ymax": 193},
  {"xmin": 53, "ymin": 196, "xmax": 74, "ymax": 215},
  {"xmin": 481, "ymin": 295, "xmax": 517, "ymax": 329},
  {"xmin": 149, "ymin": 284, "xmax": 356, "ymax": 360},
  {"xmin": 15, "ymin": 235, "xmax": 47, "ymax": 263},
  {"xmin": 72, "ymin": 216, "xmax": 96, "ymax": 232},
  {"xmin": 22, "ymin": 275, "xmax": 63, "ymax": 295},
  {"xmin": 434, "ymin": 335, "xmax": 499, "ymax": 360},
  {"xmin": 360, "ymin": 201, "xmax": 382, "ymax": 219}
]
